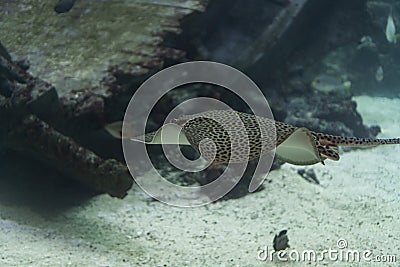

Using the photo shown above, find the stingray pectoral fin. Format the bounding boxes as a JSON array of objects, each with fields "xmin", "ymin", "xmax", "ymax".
[
  {"xmin": 275, "ymin": 128, "xmax": 322, "ymax": 165},
  {"xmin": 130, "ymin": 123, "xmax": 191, "ymax": 145}
]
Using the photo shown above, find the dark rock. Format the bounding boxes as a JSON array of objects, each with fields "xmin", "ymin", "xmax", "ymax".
[{"xmin": 54, "ymin": 0, "xmax": 77, "ymax": 13}]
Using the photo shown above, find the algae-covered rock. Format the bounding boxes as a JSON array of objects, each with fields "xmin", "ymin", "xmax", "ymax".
[
  {"xmin": 0, "ymin": 0, "xmax": 206, "ymax": 98},
  {"xmin": 0, "ymin": 0, "xmax": 207, "ymax": 198}
]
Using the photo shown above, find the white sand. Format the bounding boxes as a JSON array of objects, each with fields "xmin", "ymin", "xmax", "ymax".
[{"xmin": 1, "ymin": 96, "xmax": 399, "ymax": 266}]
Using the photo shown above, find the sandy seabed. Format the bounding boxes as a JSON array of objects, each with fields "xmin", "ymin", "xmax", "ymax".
[{"xmin": 0, "ymin": 96, "xmax": 399, "ymax": 266}]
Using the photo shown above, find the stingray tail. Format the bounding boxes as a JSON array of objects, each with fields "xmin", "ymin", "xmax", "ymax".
[
  {"xmin": 317, "ymin": 134, "xmax": 400, "ymax": 147},
  {"xmin": 318, "ymin": 145, "xmax": 340, "ymax": 161}
]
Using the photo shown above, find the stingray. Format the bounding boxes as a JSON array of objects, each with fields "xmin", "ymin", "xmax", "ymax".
[{"xmin": 123, "ymin": 110, "xmax": 400, "ymax": 166}]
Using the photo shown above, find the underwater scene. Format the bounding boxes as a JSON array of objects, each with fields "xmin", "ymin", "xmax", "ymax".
[{"xmin": 1, "ymin": 0, "xmax": 400, "ymax": 266}]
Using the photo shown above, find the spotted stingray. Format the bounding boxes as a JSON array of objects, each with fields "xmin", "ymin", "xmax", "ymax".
[{"xmin": 130, "ymin": 110, "xmax": 400, "ymax": 165}]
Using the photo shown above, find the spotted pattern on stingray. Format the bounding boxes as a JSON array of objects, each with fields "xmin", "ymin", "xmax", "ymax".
[
  {"xmin": 168, "ymin": 110, "xmax": 400, "ymax": 164},
  {"xmin": 312, "ymin": 132, "xmax": 400, "ymax": 146},
  {"xmin": 311, "ymin": 132, "xmax": 400, "ymax": 161},
  {"xmin": 175, "ymin": 110, "xmax": 292, "ymax": 163},
  {"xmin": 144, "ymin": 131, "xmax": 157, "ymax": 143}
]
